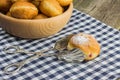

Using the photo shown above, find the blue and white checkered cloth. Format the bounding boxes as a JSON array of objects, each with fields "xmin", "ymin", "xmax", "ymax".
[{"xmin": 0, "ymin": 9, "xmax": 120, "ymax": 80}]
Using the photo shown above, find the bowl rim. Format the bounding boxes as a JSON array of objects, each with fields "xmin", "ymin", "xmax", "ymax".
[{"xmin": 0, "ymin": 3, "xmax": 73, "ymax": 22}]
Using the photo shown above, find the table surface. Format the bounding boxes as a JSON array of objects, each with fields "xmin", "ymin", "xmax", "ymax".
[
  {"xmin": 0, "ymin": 9, "xmax": 120, "ymax": 80},
  {"xmin": 73, "ymin": 0, "xmax": 120, "ymax": 30}
]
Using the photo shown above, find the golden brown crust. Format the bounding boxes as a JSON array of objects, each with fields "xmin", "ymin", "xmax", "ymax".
[
  {"xmin": 10, "ymin": 1, "xmax": 38, "ymax": 19},
  {"xmin": 33, "ymin": 14, "xmax": 48, "ymax": 19},
  {"xmin": 0, "ymin": 0, "xmax": 12, "ymax": 14},
  {"xmin": 11, "ymin": 0, "xmax": 32, "ymax": 3},
  {"xmin": 33, "ymin": 0, "xmax": 43, "ymax": 1},
  {"xmin": 6, "ymin": 12, "xmax": 12, "ymax": 16},
  {"xmin": 56, "ymin": 0, "xmax": 72, "ymax": 6},
  {"xmin": 39, "ymin": 0, "xmax": 63, "ymax": 17},
  {"xmin": 67, "ymin": 33, "xmax": 101, "ymax": 60}
]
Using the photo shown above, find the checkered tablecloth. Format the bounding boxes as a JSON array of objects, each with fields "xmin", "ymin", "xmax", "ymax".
[{"xmin": 0, "ymin": 9, "xmax": 120, "ymax": 80}]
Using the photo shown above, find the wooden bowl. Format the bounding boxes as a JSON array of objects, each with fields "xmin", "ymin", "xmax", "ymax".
[{"xmin": 0, "ymin": 3, "xmax": 73, "ymax": 39}]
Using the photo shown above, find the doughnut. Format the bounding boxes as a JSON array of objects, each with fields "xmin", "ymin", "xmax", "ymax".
[
  {"xmin": 33, "ymin": 14, "xmax": 48, "ymax": 19},
  {"xmin": 67, "ymin": 33, "xmax": 101, "ymax": 60},
  {"xmin": 11, "ymin": 0, "xmax": 32, "ymax": 3},
  {"xmin": 0, "ymin": 0, "xmax": 12, "ymax": 14},
  {"xmin": 56, "ymin": 0, "xmax": 72, "ymax": 6},
  {"xmin": 39, "ymin": 0, "xmax": 63, "ymax": 17},
  {"xmin": 10, "ymin": 1, "xmax": 38, "ymax": 19}
]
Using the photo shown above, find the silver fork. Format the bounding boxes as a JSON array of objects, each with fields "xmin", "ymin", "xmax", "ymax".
[
  {"xmin": 3, "ymin": 36, "xmax": 85, "ymax": 74},
  {"xmin": 3, "ymin": 48, "xmax": 85, "ymax": 74}
]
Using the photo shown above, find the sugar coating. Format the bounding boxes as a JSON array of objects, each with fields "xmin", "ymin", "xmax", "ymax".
[{"xmin": 71, "ymin": 34, "xmax": 89, "ymax": 45}]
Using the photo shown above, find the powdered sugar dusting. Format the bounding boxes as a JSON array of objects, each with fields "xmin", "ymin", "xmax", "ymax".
[{"xmin": 71, "ymin": 34, "xmax": 89, "ymax": 45}]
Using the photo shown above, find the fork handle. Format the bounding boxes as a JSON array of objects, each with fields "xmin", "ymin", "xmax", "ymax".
[{"xmin": 4, "ymin": 54, "xmax": 41, "ymax": 74}]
